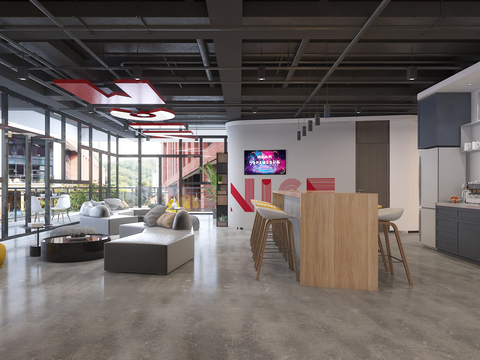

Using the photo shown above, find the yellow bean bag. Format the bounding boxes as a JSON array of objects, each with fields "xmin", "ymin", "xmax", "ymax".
[{"xmin": 0, "ymin": 243, "xmax": 6, "ymax": 268}]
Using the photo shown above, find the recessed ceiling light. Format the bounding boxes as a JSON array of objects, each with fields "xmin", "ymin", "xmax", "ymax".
[{"xmin": 468, "ymin": 83, "xmax": 472, "ymax": 86}]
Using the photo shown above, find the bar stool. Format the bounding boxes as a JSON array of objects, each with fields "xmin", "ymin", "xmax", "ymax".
[
  {"xmin": 378, "ymin": 207, "xmax": 413, "ymax": 286},
  {"xmin": 254, "ymin": 206, "xmax": 299, "ymax": 282},
  {"xmin": 249, "ymin": 200, "xmax": 281, "ymax": 258}
]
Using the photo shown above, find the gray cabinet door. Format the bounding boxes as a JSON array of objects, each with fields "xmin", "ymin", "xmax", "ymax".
[{"xmin": 457, "ymin": 221, "xmax": 480, "ymax": 261}]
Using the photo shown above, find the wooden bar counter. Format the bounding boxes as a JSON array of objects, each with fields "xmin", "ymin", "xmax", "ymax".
[{"xmin": 272, "ymin": 190, "xmax": 378, "ymax": 291}]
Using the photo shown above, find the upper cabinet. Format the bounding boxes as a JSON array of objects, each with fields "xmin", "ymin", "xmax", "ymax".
[{"xmin": 418, "ymin": 93, "xmax": 471, "ymax": 149}]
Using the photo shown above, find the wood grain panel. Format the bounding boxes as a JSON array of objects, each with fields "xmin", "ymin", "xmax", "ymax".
[
  {"xmin": 274, "ymin": 190, "xmax": 378, "ymax": 291},
  {"xmin": 333, "ymin": 193, "xmax": 378, "ymax": 291},
  {"xmin": 272, "ymin": 192, "xmax": 284, "ymax": 210},
  {"xmin": 300, "ymin": 192, "xmax": 335, "ymax": 288}
]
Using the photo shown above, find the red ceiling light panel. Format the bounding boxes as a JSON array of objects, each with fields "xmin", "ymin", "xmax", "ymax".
[
  {"xmin": 55, "ymin": 78, "xmax": 176, "ymax": 121},
  {"xmin": 54, "ymin": 79, "xmax": 166, "ymax": 105},
  {"xmin": 128, "ymin": 122, "xmax": 187, "ymax": 130}
]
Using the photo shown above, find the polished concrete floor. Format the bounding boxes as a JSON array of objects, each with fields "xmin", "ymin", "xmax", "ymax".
[{"xmin": 1, "ymin": 215, "xmax": 480, "ymax": 359}]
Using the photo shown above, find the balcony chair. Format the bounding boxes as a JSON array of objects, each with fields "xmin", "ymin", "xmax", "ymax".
[
  {"xmin": 31, "ymin": 196, "xmax": 44, "ymax": 222},
  {"xmin": 51, "ymin": 194, "xmax": 72, "ymax": 223}
]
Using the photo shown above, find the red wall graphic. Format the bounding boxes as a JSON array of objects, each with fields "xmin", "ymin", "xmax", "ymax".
[
  {"xmin": 231, "ymin": 179, "xmax": 255, "ymax": 212},
  {"xmin": 306, "ymin": 178, "xmax": 335, "ymax": 191},
  {"xmin": 261, "ymin": 179, "xmax": 272, "ymax": 203},
  {"xmin": 231, "ymin": 177, "xmax": 335, "ymax": 213}
]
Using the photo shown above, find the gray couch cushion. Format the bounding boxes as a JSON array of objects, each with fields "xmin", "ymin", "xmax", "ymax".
[
  {"xmin": 144, "ymin": 205, "xmax": 167, "ymax": 227},
  {"xmin": 172, "ymin": 210, "xmax": 192, "ymax": 230},
  {"xmin": 89, "ymin": 204, "xmax": 111, "ymax": 218}
]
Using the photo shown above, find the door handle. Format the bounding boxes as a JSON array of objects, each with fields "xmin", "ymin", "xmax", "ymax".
[{"xmin": 358, "ymin": 189, "xmax": 364, "ymax": 193}]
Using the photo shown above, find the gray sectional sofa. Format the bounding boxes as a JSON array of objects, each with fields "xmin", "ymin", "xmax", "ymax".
[
  {"xmin": 104, "ymin": 208, "xmax": 195, "ymax": 275},
  {"xmin": 78, "ymin": 199, "xmax": 140, "ymax": 235}
]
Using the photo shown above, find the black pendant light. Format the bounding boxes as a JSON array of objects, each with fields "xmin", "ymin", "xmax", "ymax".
[{"xmin": 308, "ymin": 120, "xmax": 313, "ymax": 132}]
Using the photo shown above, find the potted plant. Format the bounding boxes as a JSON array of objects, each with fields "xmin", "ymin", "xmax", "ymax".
[{"xmin": 199, "ymin": 161, "xmax": 221, "ymax": 219}]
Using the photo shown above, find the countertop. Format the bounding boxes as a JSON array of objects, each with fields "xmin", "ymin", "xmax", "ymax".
[{"xmin": 436, "ymin": 202, "xmax": 480, "ymax": 210}]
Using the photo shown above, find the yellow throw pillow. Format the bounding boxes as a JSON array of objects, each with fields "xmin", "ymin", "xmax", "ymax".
[
  {"xmin": 120, "ymin": 200, "xmax": 130, "ymax": 209},
  {"xmin": 157, "ymin": 212, "xmax": 176, "ymax": 228}
]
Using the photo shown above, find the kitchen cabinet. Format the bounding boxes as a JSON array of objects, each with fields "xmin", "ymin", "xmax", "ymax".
[
  {"xmin": 418, "ymin": 93, "xmax": 471, "ymax": 149},
  {"xmin": 436, "ymin": 205, "xmax": 480, "ymax": 262}
]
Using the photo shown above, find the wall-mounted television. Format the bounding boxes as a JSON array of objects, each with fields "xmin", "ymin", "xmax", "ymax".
[{"xmin": 244, "ymin": 150, "xmax": 286, "ymax": 175}]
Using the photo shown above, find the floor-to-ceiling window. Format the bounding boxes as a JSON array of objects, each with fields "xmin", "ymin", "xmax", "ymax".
[{"xmin": 0, "ymin": 89, "xmax": 226, "ymax": 240}]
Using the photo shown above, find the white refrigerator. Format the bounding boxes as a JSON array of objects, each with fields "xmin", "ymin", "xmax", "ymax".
[{"xmin": 419, "ymin": 148, "xmax": 465, "ymax": 248}]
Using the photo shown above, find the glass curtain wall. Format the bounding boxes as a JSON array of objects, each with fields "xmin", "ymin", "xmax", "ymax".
[
  {"xmin": 0, "ymin": 91, "xmax": 121, "ymax": 240},
  {"xmin": 0, "ymin": 89, "xmax": 226, "ymax": 240}
]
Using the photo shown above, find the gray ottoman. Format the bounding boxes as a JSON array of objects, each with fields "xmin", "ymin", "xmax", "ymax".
[
  {"xmin": 104, "ymin": 228, "xmax": 194, "ymax": 275},
  {"xmin": 50, "ymin": 225, "xmax": 98, "ymax": 237}
]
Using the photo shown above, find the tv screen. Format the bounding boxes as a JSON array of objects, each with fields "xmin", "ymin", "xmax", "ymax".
[{"xmin": 244, "ymin": 150, "xmax": 286, "ymax": 175}]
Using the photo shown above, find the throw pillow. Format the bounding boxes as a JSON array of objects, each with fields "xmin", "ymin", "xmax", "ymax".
[
  {"xmin": 143, "ymin": 205, "xmax": 167, "ymax": 227},
  {"xmin": 90, "ymin": 200, "xmax": 113, "ymax": 215},
  {"xmin": 104, "ymin": 198, "xmax": 124, "ymax": 211},
  {"xmin": 157, "ymin": 212, "xmax": 176, "ymax": 228},
  {"xmin": 120, "ymin": 200, "xmax": 130, "ymax": 209},
  {"xmin": 89, "ymin": 205, "xmax": 111, "ymax": 218},
  {"xmin": 79, "ymin": 201, "xmax": 93, "ymax": 216},
  {"xmin": 172, "ymin": 210, "xmax": 192, "ymax": 230}
]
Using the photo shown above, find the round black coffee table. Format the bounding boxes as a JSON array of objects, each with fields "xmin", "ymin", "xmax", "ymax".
[{"xmin": 41, "ymin": 234, "xmax": 111, "ymax": 262}]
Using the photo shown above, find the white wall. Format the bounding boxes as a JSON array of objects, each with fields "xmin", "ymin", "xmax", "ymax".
[
  {"xmin": 390, "ymin": 119, "xmax": 419, "ymax": 231},
  {"xmin": 226, "ymin": 119, "xmax": 356, "ymax": 230},
  {"xmin": 226, "ymin": 115, "xmax": 419, "ymax": 231}
]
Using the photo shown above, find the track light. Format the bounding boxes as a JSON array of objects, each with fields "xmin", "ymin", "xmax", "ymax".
[
  {"xmin": 324, "ymin": 104, "xmax": 330, "ymax": 118},
  {"xmin": 17, "ymin": 66, "xmax": 28, "ymax": 81},
  {"xmin": 133, "ymin": 66, "xmax": 142, "ymax": 80},
  {"xmin": 87, "ymin": 104, "xmax": 94, "ymax": 114},
  {"xmin": 123, "ymin": 123, "xmax": 129, "ymax": 132},
  {"xmin": 308, "ymin": 120, "xmax": 313, "ymax": 132},
  {"xmin": 253, "ymin": 105, "xmax": 258, "ymax": 114},
  {"xmin": 297, "ymin": 130, "xmax": 301, "ymax": 141},
  {"xmin": 302, "ymin": 125, "xmax": 307, "ymax": 137},
  {"xmin": 258, "ymin": 66, "xmax": 266, "ymax": 81},
  {"xmin": 407, "ymin": 66, "xmax": 417, "ymax": 81},
  {"xmin": 355, "ymin": 105, "xmax": 362, "ymax": 114},
  {"xmin": 314, "ymin": 113, "xmax": 320, "ymax": 126}
]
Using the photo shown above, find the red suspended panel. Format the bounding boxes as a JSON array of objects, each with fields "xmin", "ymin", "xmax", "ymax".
[{"xmin": 54, "ymin": 79, "xmax": 166, "ymax": 105}]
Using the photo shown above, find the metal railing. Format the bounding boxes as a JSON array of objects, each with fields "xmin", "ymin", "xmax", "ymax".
[{"xmin": 1, "ymin": 185, "xmax": 216, "ymax": 224}]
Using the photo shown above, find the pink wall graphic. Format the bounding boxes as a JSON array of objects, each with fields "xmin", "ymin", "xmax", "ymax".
[
  {"xmin": 261, "ymin": 179, "xmax": 272, "ymax": 203},
  {"xmin": 279, "ymin": 178, "xmax": 302, "ymax": 191}
]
